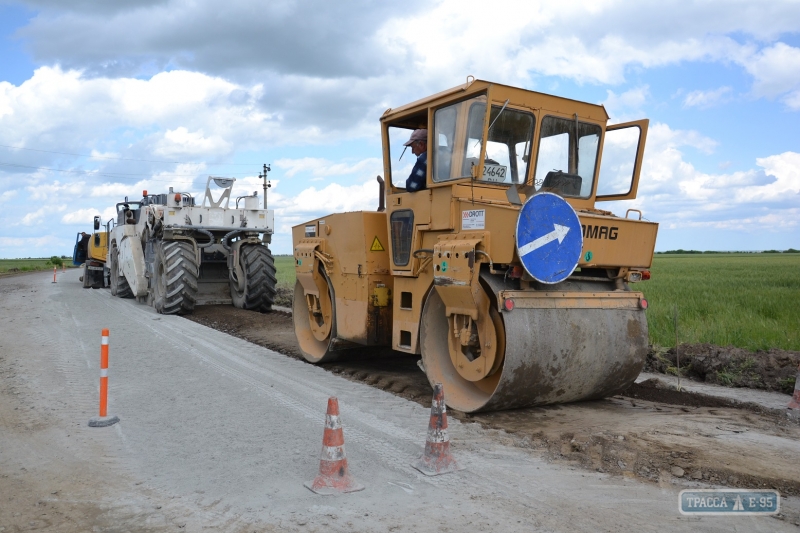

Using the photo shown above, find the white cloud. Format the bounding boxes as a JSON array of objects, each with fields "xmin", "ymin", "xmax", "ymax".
[
  {"xmin": 61, "ymin": 206, "xmax": 116, "ymax": 225},
  {"xmin": 739, "ymin": 42, "xmax": 800, "ymax": 100},
  {"xmin": 26, "ymin": 180, "xmax": 86, "ymax": 200},
  {"xmin": 0, "ymin": 190, "xmax": 18, "ymax": 202},
  {"xmin": 19, "ymin": 204, "xmax": 67, "ymax": 226},
  {"xmin": 602, "ymin": 86, "xmax": 649, "ymax": 121},
  {"xmin": 275, "ymin": 157, "xmax": 382, "ymax": 178},
  {"xmin": 682, "ymin": 86, "xmax": 733, "ymax": 109}
]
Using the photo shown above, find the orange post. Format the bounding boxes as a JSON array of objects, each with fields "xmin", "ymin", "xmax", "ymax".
[
  {"xmin": 52, "ymin": 266, "xmax": 57, "ymax": 283},
  {"xmin": 89, "ymin": 329, "xmax": 119, "ymax": 427},
  {"xmin": 99, "ymin": 328, "xmax": 109, "ymax": 416}
]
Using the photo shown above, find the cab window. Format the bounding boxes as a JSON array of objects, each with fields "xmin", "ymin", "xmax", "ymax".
[
  {"xmin": 534, "ymin": 116, "xmax": 601, "ymax": 198},
  {"xmin": 433, "ymin": 96, "xmax": 534, "ymax": 184}
]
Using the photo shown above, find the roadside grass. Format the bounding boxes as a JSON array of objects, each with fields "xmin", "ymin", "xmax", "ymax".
[
  {"xmin": 639, "ymin": 254, "xmax": 800, "ymax": 351},
  {"xmin": 273, "ymin": 255, "xmax": 295, "ymax": 288},
  {"xmin": 0, "ymin": 258, "xmax": 71, "ymax": 274}
]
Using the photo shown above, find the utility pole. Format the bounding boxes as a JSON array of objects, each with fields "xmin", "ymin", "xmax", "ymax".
[{"xmin": 261, "ymin": 163, "xmax": 271, "ymax": 209}]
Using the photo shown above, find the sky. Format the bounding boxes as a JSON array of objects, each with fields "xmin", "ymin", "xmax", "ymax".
[{"xmin": 0, "ymin": 0, "xmax": 798, "ymax": 258}]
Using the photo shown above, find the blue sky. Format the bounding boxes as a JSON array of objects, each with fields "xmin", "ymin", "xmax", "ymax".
[{"xmin": 1, "ymin": 0, "xmax": 798, "ymax": 258}]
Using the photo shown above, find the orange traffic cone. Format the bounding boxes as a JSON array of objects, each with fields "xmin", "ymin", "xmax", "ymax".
[
  {"xmin": 305, "ymin": 397, "xmax": 364, "ymax": 495},
  {"xmin": 411, "ymin": 383, "xmax": 463, "ymax": 476},
  {"xmin": 788, "ymin": 365, "xmax": 800, "ymax": 410}
]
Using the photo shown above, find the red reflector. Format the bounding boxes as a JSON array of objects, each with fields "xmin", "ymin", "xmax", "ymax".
[
  {"xmin": 174, "ymin": 193, "xmax": 181, "ymax": 203},
  {"xmin": 642, "ymin": 270, "xmax": 651, "ymax": 280},
  {"xmin": 640, "ymin": 298, "xmax": 648, "ymax": 310},
  {"xmin": 504, "ymin": 298, "xmax": 515, "ymax": 311}
]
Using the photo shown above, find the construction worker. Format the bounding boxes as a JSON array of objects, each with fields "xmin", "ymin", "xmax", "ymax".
[
  {"xmin": 404, "ymin": 129, "xmax": 428, "ymax": 192},
  {"xmin": 78, "ymin": 232, "xmax": 90, "ymax": 253}
]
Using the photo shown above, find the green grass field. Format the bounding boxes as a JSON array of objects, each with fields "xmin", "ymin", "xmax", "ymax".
[
  {"xmin": 273, "ymin": 255, "xmax": 295, "ymax": 288},
  {"xmin": 640, "ymin": 254, "xmax": 800, "ymax": 351},
  {"xmin": 0, "ymin": 258, "xmax": 71, "ymax": 274}
]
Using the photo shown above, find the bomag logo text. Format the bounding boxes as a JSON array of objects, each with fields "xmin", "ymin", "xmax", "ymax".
[{"xmin": 582, "ymin": 225, "xmax": 619, "ymax": 240}]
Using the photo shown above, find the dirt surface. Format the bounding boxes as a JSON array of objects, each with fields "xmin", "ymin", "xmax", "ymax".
[
  {"xmin": 0, "ymin": 281, "xmax": 269, "ymax": 532},
  {"xmin": 186, "ymin": 304, "xmax": 800, "ymax": 507},
  {"xmin": 646, "ymin": 343, "xmax": 800, "ymax": 393},
  {"xmin": 16, "ymin": 271, "xmax": 792, "ymax": 532}
]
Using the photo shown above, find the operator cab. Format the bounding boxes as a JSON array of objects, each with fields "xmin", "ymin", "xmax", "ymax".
[
  {"xmin": 383, "ymin": 78, "xmax": 647, "ymax": 205},
  {"xmin": 116, "ymin": 201, "xmax": 143, "ymax": 225}
]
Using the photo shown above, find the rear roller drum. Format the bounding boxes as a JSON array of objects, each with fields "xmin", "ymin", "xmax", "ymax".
[
  {"xmin": 420, "ymin": 273, "xmax": 648, "ymax": 413},
  {"xmin": 152, "ymin": 240, "xmax": 198, "ymax": 315},
  {"xmin": 292, "ymin": 269, "xmax": 340, "ymax": 364},
  {"xmin": 230, "ymin": 244, "xmax": 278, "ymax": 312}
]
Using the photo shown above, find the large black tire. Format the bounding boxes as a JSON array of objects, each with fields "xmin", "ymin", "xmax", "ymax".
[
  {"xmin": 109, "ymin": 244, "xmax": 133, "ymax": 298},
  {"xmin": 230, "ymin": 244, "xmax": 277, "ymax": 312},
  {"xmin": 152, "ymin": 240, "xmax": 198, "ymax": 315}
]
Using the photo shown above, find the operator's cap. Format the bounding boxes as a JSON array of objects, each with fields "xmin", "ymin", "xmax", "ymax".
[{"xmin": 403, "ymin": 129, "xmax": 428, "ymax": 146}]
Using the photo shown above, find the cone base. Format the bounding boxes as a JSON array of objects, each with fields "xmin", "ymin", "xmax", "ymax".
[
  {"xmin": 304, "ymin": 477, "xmax": 364, "ymax": 495},
  {"xmin": 411, "ymin": 455, "xmax": 463, "ymax": 476},
  {"xmin": 88, "ymin": 415, "xmax": 119, "ymax": 427}
]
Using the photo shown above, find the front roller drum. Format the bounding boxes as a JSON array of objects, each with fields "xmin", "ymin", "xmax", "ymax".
[
  {"xmin": 292, "ymin": 269, "xmax": 340, "ymax": 364},
  {"xmin": 420, "ymin": 284, "xmax": 648, "ymax": 413}
]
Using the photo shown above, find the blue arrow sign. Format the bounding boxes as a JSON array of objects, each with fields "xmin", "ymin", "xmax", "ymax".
[{"xmin": 515, "ymin": 192, "xmax": 583, "ymax": 284}]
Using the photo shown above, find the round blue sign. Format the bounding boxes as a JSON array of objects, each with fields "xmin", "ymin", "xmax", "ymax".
[{"xmin": 515, "ymin": 192, "xmax": 583, "ymax": 284}]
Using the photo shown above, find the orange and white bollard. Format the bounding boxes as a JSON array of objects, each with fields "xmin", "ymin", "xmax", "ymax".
[
  {"xmin": 89, "ymin": 328, "xmax": 119, "ymax": 427},
  {"xmin": 62, "ymin": 263, "xmax": 65, "ymax": 273},
  {"xmin": 52, "ymin": 266, "xmax": 57, "ymax": 283}
]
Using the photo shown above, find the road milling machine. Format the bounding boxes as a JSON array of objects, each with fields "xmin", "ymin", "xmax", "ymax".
[
  {"xmin": 107, "ymin": 176, "xmax": 277, "ymax": 315},
  {"xmin": 73, "ymin": 215, "xmax": 109, "ymax": 289},
  {"xmin": 292, "ymin": 78, "xmax": 658, "ymax": 413}
]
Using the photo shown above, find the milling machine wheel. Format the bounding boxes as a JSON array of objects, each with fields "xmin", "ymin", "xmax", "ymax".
[
  {"xmin": 292, "ymin": 268, "xmax": 340, "ymax": 363},
  {"xmin": 109, "ymin": 244, "xmax": 133, "ymax": 298},
  {"xmin": 420, "ymin": 273, "xmax": 649, "ymax": 413},
  {"xmin": 230, "ymin": 244, "xmax": 278, "ymax": 312},
  {"xmin": 152, "ymin": 240, "xmax": 198, "ymax": 315}
]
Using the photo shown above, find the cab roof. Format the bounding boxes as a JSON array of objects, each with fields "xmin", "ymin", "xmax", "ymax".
[{"xmin": 381, "ymin": 78, "xmax": 609, "ymax": 123}]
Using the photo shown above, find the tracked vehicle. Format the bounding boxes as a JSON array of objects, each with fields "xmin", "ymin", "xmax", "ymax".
[
  {"xmin": 108, "ymin": 176, "xmax": 277, "ymax": 315},
  {"xmin": 292, "ymin": 78, "xmax": 657, "ymax": 412}
]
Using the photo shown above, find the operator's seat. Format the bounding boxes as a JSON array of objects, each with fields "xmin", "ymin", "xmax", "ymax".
[{"xmin": 541, "ymin": 171, "xmax": 582, "ymax": 196}]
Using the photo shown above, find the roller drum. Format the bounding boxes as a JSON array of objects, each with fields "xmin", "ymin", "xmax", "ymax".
[{"xmin": 420, "ymin": 277, "xmax": 648, "ymax": 413}]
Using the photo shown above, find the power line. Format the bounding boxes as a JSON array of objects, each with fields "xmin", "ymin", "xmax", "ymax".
[{"xmin": 0, "ymin": 143, "xmax": 262, "ymax": 166}]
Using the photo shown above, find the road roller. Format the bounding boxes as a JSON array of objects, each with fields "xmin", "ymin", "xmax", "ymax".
[{"xmin": 292, "ymin": 78, "xmax": 658, "ymax": 412}]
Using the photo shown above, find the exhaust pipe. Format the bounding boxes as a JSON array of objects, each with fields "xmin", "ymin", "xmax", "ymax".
[{"xmin": 376, "ymin": 176, "xmax": 385, "ymax": 212}]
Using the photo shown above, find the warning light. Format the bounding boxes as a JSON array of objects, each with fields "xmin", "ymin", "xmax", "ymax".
[
  {"xmin": 639, "ymin": 298, "xmax": 648, "ymax": 310},
  {"xmin": 503, "ymin": 298, "xmax": 515, "ymax": 311},
  {"xmin": 174, "ymin": 193, "xmax": 181, "ymax": 204},
  {"xmin": 642, "ymin": 270, "xmax": 651, "ymax": 280},
  {"xmin": 508, "ymin": 266, "xmax": 523, "ymax": 279}
]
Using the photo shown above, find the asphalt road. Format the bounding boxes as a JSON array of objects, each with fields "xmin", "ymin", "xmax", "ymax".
[{"xmin": 0, "ymin": 269, "xmax": 796, "ymax": 532}]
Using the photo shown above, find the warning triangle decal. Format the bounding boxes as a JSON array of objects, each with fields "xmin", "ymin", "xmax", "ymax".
[{"xmin": 370, "ymin": 236, "xmax": 385, "ymax": 252}]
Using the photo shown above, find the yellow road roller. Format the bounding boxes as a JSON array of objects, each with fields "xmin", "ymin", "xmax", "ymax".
[{"xmin": 292, "ymin": 78, "xmax": 657, "ymax": 412}]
